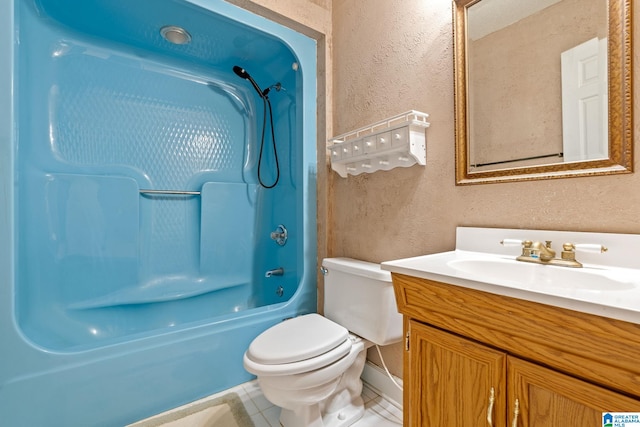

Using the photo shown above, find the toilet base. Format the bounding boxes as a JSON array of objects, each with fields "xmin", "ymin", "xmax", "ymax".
[
  {"xmin": 279, "ymin": 394, "xmax": 365, "ymax": 427},
  {"xmin": 280, "ymin": 405, "xmax": 324, "ymax": 427},
  {"xmin": 277, "ymin": 340, "xmax": 370, "ymax": 427},
  {"xmin": 322, "ymin": 396, "xmax": 365, "ymax": 427}
]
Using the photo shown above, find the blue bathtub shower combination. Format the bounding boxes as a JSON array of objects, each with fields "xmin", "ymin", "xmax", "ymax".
[{"xmin": 0, "ymin": 0, "xmax": 317, "ymax": 424}]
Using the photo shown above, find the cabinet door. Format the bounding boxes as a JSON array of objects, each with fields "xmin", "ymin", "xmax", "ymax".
[
  {"xmin": 508, "ymin": 357, "xmax": 640, "ymax": 427},
  {"xmin": 408, "ymin": 320, "xmax": 507, "ymax": 427}
]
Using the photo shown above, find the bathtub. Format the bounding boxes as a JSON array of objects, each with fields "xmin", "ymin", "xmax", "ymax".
[{"xmin": 0, "ymin": 0, "xmax": 317, "ymax": 425}]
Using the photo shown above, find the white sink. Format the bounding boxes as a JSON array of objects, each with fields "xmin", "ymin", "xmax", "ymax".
[
  {"xmin": 446, "ymin": 258, "xmax": 637, "ymax": 292},
  {"xmin": 382, "ymin": 227, "xmax": 640, "ymax": 325}
]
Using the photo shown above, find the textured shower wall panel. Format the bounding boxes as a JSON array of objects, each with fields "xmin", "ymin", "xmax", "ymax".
[
  {"xmin": 16, "ymin": 12, "xmax": 263, "ymax": 350},
  {"xmin": 50, "ymin": 55, "xmax": 244, "ymax": 183}
]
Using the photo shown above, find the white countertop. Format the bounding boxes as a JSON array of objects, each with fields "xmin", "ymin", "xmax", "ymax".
[{"xmin": 381, "ymin": 227, "xmax": 640, "ymax": 325}]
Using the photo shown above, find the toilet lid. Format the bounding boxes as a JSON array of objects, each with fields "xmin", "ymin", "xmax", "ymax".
[{"xmin": 246, "ymin": 313, "xmax": 349, "ymax": 365}]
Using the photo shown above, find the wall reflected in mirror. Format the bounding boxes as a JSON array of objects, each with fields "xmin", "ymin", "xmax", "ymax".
[
  {"xmin": 454, "ymin": 0, "xmax": 632, "ymax": 184},
  {"xmin": 468, "ymin": 0, "xmax": 607, "ymax": 171}
]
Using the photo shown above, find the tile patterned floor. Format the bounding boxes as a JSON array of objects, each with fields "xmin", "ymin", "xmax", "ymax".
[{"xmin": 141, "ymin": 379, "xmax": 403, "ymax": 427}]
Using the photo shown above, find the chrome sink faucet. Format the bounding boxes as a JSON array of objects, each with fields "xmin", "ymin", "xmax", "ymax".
[{"xmin": 500, "ymin": 239, "xmax": 607, "ymax": 268}]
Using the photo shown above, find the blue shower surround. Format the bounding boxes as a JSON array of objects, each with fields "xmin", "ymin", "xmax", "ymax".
[{"xmin": 0, "ymin": 0, "xmax": 317, "ymax": 425}]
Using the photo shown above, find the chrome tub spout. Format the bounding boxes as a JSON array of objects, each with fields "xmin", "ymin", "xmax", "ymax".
[{"xmin": 265, "ymin": 267, "xmax": 284, "ymax": 277}]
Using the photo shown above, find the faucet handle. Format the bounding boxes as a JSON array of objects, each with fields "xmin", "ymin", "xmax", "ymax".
[
  {"xmin": 501, "ymin": 239, "xmax": 533, "ymax": 258},
  {"xmin": 564, "ymin": 243, "xmax": 608, "ymax": 253},
  {"xmin": 500, "ymin": 239, "xmax": 523, "ymax": 247},
  {"xmin": 500, "ymin": 239, "xmax": 533, "ymax": 249}
]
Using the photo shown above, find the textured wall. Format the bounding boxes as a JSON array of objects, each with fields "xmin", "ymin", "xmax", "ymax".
[
  {"xmin": 227, "ymin": 0, "xmax": 330, "ymax": 34},
  {"xmin": 331, "ymin": 0, "xmax": 640, "ymax": 377}
]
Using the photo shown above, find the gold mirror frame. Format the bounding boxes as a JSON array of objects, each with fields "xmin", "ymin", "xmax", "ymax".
[{"xmin": 454, "ymin": 0, "xmax": 633, "ymax": 185}]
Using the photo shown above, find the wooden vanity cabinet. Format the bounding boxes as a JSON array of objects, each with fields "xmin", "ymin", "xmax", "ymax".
[{"xmin": 394, "ymin": 273, "xmax": 640, "ymax": 427}]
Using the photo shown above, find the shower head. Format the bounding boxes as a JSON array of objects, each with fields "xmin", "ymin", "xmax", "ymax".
[
  {"xmin": 232, "ymin": 65, "xmax": 250, "ymax": 79},
  {"xmin": 233, "ymin": 65, "xmax": 280, "ymax": 188},
  {"xmin": 233, "ymin": 65, "xmax": 266, "ymax": 98}
]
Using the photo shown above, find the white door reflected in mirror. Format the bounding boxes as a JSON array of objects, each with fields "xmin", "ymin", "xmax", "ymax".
[{"xmin": 561, "ymin": 37, "xmax": 608, "ymax": 162}]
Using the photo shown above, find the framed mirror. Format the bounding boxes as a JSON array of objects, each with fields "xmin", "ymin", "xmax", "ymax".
[{"xmin": 454, "ymin": 0, "xmax": 633, "ymax": 184}]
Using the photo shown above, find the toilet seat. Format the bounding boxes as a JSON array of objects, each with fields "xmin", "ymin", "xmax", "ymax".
[{"xmin": 244, "ymin": 314, "xmax": 352, "ymax": 376}]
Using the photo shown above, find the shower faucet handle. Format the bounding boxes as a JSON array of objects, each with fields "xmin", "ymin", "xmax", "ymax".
[{"xmin": 270, "ymin": 225, "xmax": 288, "ymax": 246}]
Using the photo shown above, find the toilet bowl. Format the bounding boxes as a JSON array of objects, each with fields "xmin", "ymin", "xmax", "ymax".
[{"xmin": 243, "ymin": 258, "xmax": 402, "ymax": 427}]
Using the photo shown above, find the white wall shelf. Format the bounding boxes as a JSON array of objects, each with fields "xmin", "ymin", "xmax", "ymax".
[{"xmin": 327, "ymin": 110, "xmax": 429, "ymax": 177}]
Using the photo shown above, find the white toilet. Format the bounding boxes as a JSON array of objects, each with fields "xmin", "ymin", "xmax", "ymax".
[{"xmin": 243, "ymin": 257, "xmax": 403, "ymax": 427}]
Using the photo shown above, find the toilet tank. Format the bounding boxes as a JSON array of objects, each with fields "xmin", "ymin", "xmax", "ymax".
[{"xmin": 322, "ymin": 257, "xmax": 402, "ymax": 346}]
